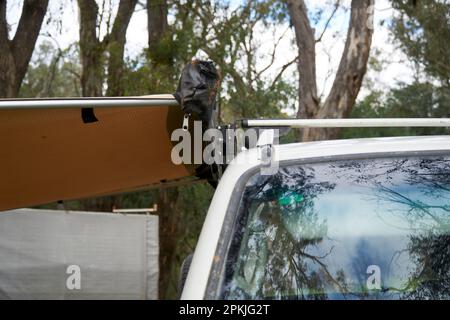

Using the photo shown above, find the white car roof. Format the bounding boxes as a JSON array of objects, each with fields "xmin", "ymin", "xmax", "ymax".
[{"xmin": 275, "ymin": 135, "xmax": 450, "ymax": 162}]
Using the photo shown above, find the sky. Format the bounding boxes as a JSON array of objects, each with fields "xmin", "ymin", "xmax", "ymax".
[{"xmin": 5, "ymin": 0, "xmax": 416, "ymax": 105}]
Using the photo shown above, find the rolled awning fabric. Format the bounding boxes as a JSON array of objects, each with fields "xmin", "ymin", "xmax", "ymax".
[{"xmin": 0, "ymin": 95, "xmax": 195, "ymax": 211}]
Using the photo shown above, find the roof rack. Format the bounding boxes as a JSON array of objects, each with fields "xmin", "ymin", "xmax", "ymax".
[
  {"xmin": 0, "ymin": 96, "xmax": 178, "ymax": 110},
  {"xmin": 242, "ymin": 118, "xmax": 450, "ymax": 128}
]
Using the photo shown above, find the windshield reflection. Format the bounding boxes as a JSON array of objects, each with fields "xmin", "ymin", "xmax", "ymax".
[{"xmin": 222, "ymin": 156, "xmax": 450, "ymax": 300}]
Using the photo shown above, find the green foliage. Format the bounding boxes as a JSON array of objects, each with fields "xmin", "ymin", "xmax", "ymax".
[
  {"xmin": 223, "ymin": 78, "xmax": 296, "ymax": 120},
  {"xmin": 19, "ymin": 41, "xmax": 81, "ymax": 98},
  {"xmin": 340, "ymin": 83, "xmax": 450, "ymax": 139},
  {"xmin": 390, "ymin": 0, "xmax": 450, "ymax": 85},
  {"xmin": 122, "ymin": 53, "xmax": 178, "ymax": 95}
]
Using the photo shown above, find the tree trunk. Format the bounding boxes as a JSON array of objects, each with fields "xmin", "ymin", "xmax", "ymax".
[
  {"xmin": 286, "ymin": 0, "xmax": 319, "ymax": 121},
  {"xmin": 78, "ymin": 0, "xmax": 103, "ymax": 97},
  {"xmin": 106, "ymin": 0, "xmax": 138, "ymax": 96},
  {"xmin": 147, "ymin": 0, "xmax": 170, "ymax": 65},
  {"xmin": 78, "ymin": 0, "xmax": 137, "ymax": 97},
  {"xmin": 157, "ymin": 187, "xmax": 180, "ymax": 299},
  {"xmin": 0, "ymin": 0, "xmax": 49, "ymax": 98},
  {"xmin": 287, "ymin": 0, "xmax": 373, "ymax": 141}
]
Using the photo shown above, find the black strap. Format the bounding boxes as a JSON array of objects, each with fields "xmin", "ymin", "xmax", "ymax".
[{"xmin": 81, "ymin": 108, "xmax": 98, "ymax": 123}]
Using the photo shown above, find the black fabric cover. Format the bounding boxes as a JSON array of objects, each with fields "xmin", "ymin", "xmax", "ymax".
[{"xmin": 174, "ymin": 60, "xmax": 220, "ymax": 128}]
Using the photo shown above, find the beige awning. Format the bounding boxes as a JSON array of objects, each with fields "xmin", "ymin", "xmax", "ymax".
[{"xmin": 0, "ymin": 95, "xmax": 195, "ymax": 211}]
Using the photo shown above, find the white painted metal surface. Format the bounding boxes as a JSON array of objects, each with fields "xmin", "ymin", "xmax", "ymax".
[
  {"xmin": 181, "ymin": 135, "xmax": 450, "ymax": 299},
  {"xmin": 245, "ymin": 118, "xmax": 450, "ymax": 128}
]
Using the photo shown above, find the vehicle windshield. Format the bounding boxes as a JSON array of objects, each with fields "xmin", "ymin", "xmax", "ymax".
[{"xmin": 221, "ymin": 155, "xmax": 450, "ymax": 300}]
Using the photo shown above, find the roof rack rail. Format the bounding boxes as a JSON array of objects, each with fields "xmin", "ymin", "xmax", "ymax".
[
  {"xmin": 242, "ymin": 118, "xmax": 450, "ymax": 128},
  {"xmin": 0, "ymin": 96, "xmax": 179, "ymax": 110}
]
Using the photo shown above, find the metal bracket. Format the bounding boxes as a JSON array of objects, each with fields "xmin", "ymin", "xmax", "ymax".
[
  {"xmin": 182, "ymin": 113, "xmax": 190, "ymax": 131},
  {"xmin": 257, "ymin": 129, "xmax": 278, "ymax": 175}
]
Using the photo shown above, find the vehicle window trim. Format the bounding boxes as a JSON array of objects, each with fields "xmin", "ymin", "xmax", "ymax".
[{"xmin": 204, "ymin": 149, "xmax": 450, "ymax": 299}]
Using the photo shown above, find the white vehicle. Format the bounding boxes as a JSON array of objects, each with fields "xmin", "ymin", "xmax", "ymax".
[
  {"xmin": 1, "ymin": 95, "xmax": 450, "ymax": 300},
  {"xmin": 182, "ymin": 132, "xmax": 450, "ymax": 299}
]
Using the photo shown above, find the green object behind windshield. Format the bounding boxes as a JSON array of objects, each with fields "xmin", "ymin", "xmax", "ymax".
[{"xmin": 278, "ymin": 192, "xmax": 304, "ymax": 206}]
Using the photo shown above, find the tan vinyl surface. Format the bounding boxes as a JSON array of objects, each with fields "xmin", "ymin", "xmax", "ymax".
[{"xmin": 0, "ymin": 103, "xmax": 192, "ymax": 210}]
